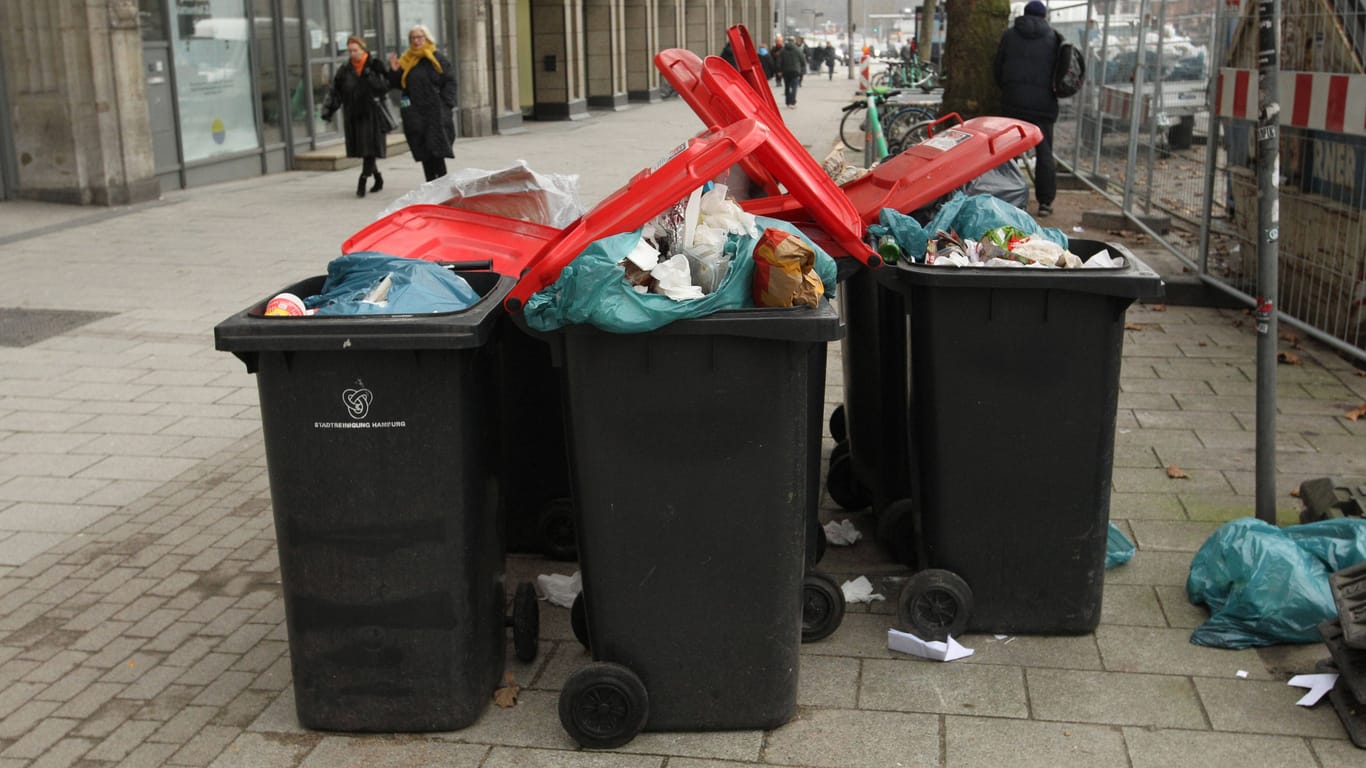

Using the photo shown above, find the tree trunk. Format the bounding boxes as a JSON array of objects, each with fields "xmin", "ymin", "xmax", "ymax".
[
  {"xmin": 917, "ymin": 0, "xmax": 937, "ymax": 66},
  {"xmin": 941, "ymin": 0, "xmax": 1012, "ymax": 119}
]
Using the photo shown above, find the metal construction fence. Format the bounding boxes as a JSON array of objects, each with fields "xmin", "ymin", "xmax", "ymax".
[{"xmin": 1051, "ymin": 0, "xmax": 1365, "ymax": 362}]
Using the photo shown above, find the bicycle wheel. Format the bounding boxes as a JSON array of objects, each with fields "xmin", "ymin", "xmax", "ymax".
[
  {"xmin": 869, "ymin": 70, "xmax": 889, "ymax": 89},
  {"xmin": 886, "ymin": 118, "xmax": 937, "ymax": 155},
  {"xmin": 882, "ymin": 106, "xmax": 937, "ymax": 150},
  {"xmin": 840, "ymin": 104, "xmax": 867, "ymax": 153}
]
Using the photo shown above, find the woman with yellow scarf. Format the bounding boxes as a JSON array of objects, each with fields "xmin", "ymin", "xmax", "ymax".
[{"xmin": 386, "ymin": 24, "xmax": 457, "ymax": 182}]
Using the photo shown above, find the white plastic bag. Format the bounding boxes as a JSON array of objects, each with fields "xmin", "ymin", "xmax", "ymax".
[{"xmin": 378, "ymin": 160, "xmax": 586, "ymax": 227}]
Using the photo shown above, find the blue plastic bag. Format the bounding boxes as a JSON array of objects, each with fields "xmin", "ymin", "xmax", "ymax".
[
  {"xmin": 926, "ymin": 191, "xmax": 1068, "ymax": 248},
  {"xmin": 866, "ymin": 208, "xmax": 929, "ymax": 263},
  {"xmin": 523, "ymin": 217, "xmax": 838, "ymax": 333},
  {"xmin": 1185, "ymin": 517, "xmax": 1366, "ymax": 648},
  {"xmin": 306, "ymin": 252, "xmax": 482, "ymax": 316},
  {"xmin": 1105, "ymin": 523, "xmax": 1135, "ymax": 569}
]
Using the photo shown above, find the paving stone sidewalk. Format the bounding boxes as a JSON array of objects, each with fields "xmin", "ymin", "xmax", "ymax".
[{"xmin": 1, "ymin": 73, "xmax": 1365, "ymax": 767}]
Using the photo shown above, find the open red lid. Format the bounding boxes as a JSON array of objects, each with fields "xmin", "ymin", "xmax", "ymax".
[
  {"xmin": 503, "ymin": 118, "xmax": 771, "ymax": 312},
  {"xmin": 341, "ymin": 205, "xmax": 561, "ymax": 278},
  {"xmin": 726, "ymin": 25, "xmax": 782, "ymax": 117},
  {"xmin": 696, "ymin": 58, "xmax": 877, "ymax": 267},
  {"xmin": 654, "ymin": 48, "xmax": 784, "ymax": 198},
  {"xmin": 742, "ymin": 115, "xmax": 1043, "ymax": 226}
]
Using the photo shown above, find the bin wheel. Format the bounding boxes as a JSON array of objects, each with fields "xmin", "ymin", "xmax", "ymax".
[
  {"xmin": 826, "ymin": 450, "xmax": 871, "ymax": 511},
  {"xmin": 570, "ymin": 592, "xmax": 590, "ymax": 650},
  {"xmin": 875, "ymin": 499, "xmax": 917, "ymax": 567},
  {"xmin": 537, "ymin": 499, "xmax": 578, "ymax": 561},
  {"xmin": 897, "ymin": 569, "xmax": 973, "ymax": 642},
  {"xmin": 829, "ymin": 439, "xmax": 849, "ymax": 464},
  {"xmin": 510, "ymin": 582, "xmax": 540, "ymax": 663},
  {"xmin": 829, "ymin": 405, "xmax": 847, "ymax": 443},
  {"xmin": 559, "ymin": 662, "xmax": 649, "ymax": 749},
  {"xmin": 801, "ymin": 572, "xmax": 846, "ymax": 643}
]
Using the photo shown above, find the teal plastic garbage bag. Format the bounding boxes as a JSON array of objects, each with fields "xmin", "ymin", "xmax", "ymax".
[
  {"xmin": 1105, "ymin": 523, "xmax": 1135, "ymax": 569},
  {"xmin": 307, "ymin": 252, "xmax": 482, "ymax": 315},
  {"xmin": 926, "ymin": 191, "xmax": 1068, "ymax": 248},
  {"xmin": 310, "ymin": 252, "xmax": 482, "ymax": 315},
  {"xmin": 867, "ymin": 208, "xmax": 929, "ymax": 263},
  {"xmin": 523, "ymin": 217, "xmax": 838, "ymax": 333},
  {"xmin": 1185, "ymin": 517, "xmax": 1366, "ymax": 648}
]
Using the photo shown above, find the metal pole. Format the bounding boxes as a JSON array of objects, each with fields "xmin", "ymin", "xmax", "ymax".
[
  {"xmin": 1093, "ymin": 8, "xmax": 1112, "ymax": 177},
  {"xmin": 1071, "ymin": 0, "xmax": 1096, "ymax": 175},
  {"xmin": 1124, "ymin": 1, "xmax": 1151, "ymax": 212},
  {"xmin": 1196, "ymin": 0, "xmax": 1227, "ymax": 277},
  {"xmin": 848, "ymin": 0, "xmax": 855, "ymax": 79},
  {"xmin": 1143, "ymin": 1, "xmax": 1167, "ymax": 214},
  {"xmin": 1254, "ymin": 0, "xmax": 1281, "ymax": 525}
]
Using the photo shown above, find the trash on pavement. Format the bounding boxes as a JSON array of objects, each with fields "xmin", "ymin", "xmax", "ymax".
[
  {"xmin": 304, "ymin": 252, "xmax": 482, "ymax": 315},
  {"xmin": 1288, "ymin": 673, "xmax": 1339, "ymax": 706},
  {"xmin": 823, "ymin": 518, "xmax": 862, "ymax": 546},
  {"xmin": 841, "ymin": 576, "xmax": 884, "ymax": 603},
  {"xmin": 1106, "ymin": 523, "xmax": 1136, "ymax": 569},
  {"xmin": 536, "ymin": 571, "xmax": 581, "ymax": 608},
  {"xmin": 379, "ymin": 160, "xmax": 585, "ymax": 227},
  {"xmin": 1186, "ymin": 517, "xmax": 1366, "ymax": 648},
  {"xmin": 887, "ymin": 628, "xmax": 975, "ymax": 661}
]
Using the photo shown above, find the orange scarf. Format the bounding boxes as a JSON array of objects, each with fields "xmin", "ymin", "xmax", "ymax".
[
  {"xmin": 351, "ymin": 52, "xmax": 367, "ymax": 77},
  {"xmin": 398, "ymin": 42, "xmax": 441, "ymax": 88}
]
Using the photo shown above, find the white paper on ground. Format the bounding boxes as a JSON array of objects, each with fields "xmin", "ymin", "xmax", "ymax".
[
  {"xmin": 1287, "ymin": 673, "xmax": 1339, "ymax": 707},
  {"xmin": 887, "ymin": 628, "xmax": 975, "ymax": 661},
  {"xmin": 535, "ymin": 571, "xmax": 581, "ymax": 608},
  {"xmin": 823, "ymin": 519, "xmax": 862, "ymax": 546},
  {"xmin": 841, "ymin": 576, "xmax": 884, "ymax": 603}
]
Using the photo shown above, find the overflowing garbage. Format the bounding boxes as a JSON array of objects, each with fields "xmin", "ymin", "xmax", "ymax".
[
  {"xmin": 279, "ymin": 253, "xmax": 482, "ymax": 316},
  {"xmin": 523, "ymin": 183, "xmax": 836, "ymax": 333},
  {"xmin": 378, "ymin": 160, "xmax": 586, "ymax": 227}
]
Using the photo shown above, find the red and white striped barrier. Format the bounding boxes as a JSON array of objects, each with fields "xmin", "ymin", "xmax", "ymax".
[
  {"xmin": 858, "ymin": 52, "xmax": 871, "ymax": 91},
  {"xmin": 1216, "ymin": 68, "xmax": 1366, "ymax": 137}
]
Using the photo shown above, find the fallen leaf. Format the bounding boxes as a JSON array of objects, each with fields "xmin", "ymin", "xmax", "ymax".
[
  {"xmin": 1346, "ymin": 404, "xmax": 1366, "ymax": 422},
  {"xmin": 1355, "ymin": 370, "xmax": 1366, "ymax": 377},
  {"xmin": 1166, "ymin": 465, "xmax": 1189, "ymax": 479},
  {"xmin": 1277, "ymin": 351, "xmax": 1302, "ymax": 366},
  {"xmin": 493, "ymin": 672, "xmax": 520, "ymax": 708},
  {"xmin": 1290, "ymin": 487, "xmax": 1301, "ymax": 498},
  {"xmin": 1198, "ymin": 341, "xmax": 1208, "ymax": 347},
  {"xmin": 1124, "ymin": 322, "xmax": 1146, "ymax": 331},
  {"xmin": 1149, "ymin": 304, "xmax": 1167, "ymax": 312},
  {"xmin": 1279, "ymin": 331, "xmax": 1301, "ymax": 346}
]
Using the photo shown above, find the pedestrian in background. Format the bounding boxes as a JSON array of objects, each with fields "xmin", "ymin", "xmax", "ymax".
[
  {"xmin": 824, "ymin": 42, "xmax": 836, "ymax": 79},
  {"xmin": 386, "ymin": 24, "xmax": 457, "ymax": 182},
  {"xmin": 320, "ymin": 36, "xmax": 390, "ymax": 197},
  {"xmin": 776, "ymin": 38, "xmax": 805, "ymax": 108},
  {"xmin": 993, "ymin": 0, "xmax": 1059, "ymax": 217}
]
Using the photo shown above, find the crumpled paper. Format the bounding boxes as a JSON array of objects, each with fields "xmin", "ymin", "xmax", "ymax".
[
  {"xmin": 536, "ymin": 571, "xmax": 581, "ymax": 608},
  {"xmin": 841, "ymin": 576, "xmax": 885, "ymax": 603},
  {"xmin": 823, "ymin": 519, "xmax": 862, "ymax": 546},
  {"xmin": 887, "ymin": 629, "xmax": 975, "ymax": 661}
]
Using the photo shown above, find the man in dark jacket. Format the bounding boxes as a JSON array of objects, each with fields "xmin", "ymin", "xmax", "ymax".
[
  {"xmin": 775, "ymin": 38, "xmax": 805, "ymax": 108},
  {"xmin": 994, "ymin": 0, "xmax": 1059, "ymax": 217}
]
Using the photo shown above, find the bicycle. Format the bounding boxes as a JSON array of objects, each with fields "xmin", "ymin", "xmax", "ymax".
[
  {"xmin": 839, "ymin": 87, "xmax": 936, "ymax": 154},
  {"xmin": 870, "ymin": 57, "xmax": 942, "ymax": 93}
]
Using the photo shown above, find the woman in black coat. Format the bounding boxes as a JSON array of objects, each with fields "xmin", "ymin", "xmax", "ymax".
[
  {"xmin": 321, "ymin": 36, "xmax": 390, "ymax": 197},
  {"xmin": 386, "ymin": 24, "xmax": 457, "ymax": 182}
]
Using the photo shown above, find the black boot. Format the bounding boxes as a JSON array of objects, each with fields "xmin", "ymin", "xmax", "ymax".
[
  {"xmin": 356, "ymin": 173, "xmax": 367, "ymax": 198},
  {"xmin": 370, "ymin": 172, "xmax": 383, "ymax": 193}
]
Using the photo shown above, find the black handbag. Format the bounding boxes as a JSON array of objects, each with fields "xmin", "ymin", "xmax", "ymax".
[{"xmin": 372, "ymin": 96, "xmax": 397, "ymax": 133}]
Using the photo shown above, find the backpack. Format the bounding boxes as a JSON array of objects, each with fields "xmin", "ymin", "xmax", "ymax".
[{"xmin": 1053, "ymin": 32, "xmax": 1084, "ymax": 98}]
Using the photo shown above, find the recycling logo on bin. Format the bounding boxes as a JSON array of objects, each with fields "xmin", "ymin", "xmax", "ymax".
[{"xmin": 311, "ymin": 380, "xmax": 406, "ymax": 430}]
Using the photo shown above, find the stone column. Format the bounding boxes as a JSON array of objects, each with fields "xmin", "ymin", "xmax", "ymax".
[
  {"xmin": 530, "ymin": 0, "xmax": 588, "ymax": 119},
  {"xmin": 684, "ymin": 0, "xmax": 714, "ymax": 57},
  {"xmin": 625, "ymin": 0, "xmax": 660, "ymax": 102},
  {"xmin": 455, "ymin": 1, "xmax": 495, "ymax": 136},
  {"xmin": 0, "ymin": 0, "xmax": 157, "ymax": 205},
  {"xmin": 490, "ymin": 0, "xmax": 524, "ymax": 133},
  {"xmin": 585, "ymin": 0, "xmax": 627, "ymax": 110}
]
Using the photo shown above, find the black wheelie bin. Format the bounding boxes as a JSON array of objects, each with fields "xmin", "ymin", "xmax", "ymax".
[
  {"xmin": 214, "ymin": 253, "xmax": 541, "ymax": 732},
  {"xmin": 875, "ymin": 242, "xmax": 1165, "ymax": 638},
  {"xmin": 500, "ymin": 115, "xmax": 856, "ymax": 749}
]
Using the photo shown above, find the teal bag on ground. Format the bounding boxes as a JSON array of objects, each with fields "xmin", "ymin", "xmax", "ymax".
[
  {"xmin": 524, "ymin": 217, "xmax": 837, "ymax": 333},
  {"xmin": 307, "ymin": 252, "xmax": 482, "ymax": 315},
  {"xmin": 1105, "ymin": 523, "xmax": 1135, "ymax": 569},
  {"xmin": 926, "ymin": 191, "xmax": 1068, "ymax": 248},
  {"xmin": 1185, "ymin": 517, "xmax": 1366, "ymax": 648}
]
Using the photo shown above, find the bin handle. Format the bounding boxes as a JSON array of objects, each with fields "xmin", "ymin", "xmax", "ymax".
[
  {"xmin": 986, "ymin": 123, "xmax": 1029, "ymax": 155},
  {"xmin": 503, "ymin": 119, "xmax": 772, "ymax": 314},
  {"xmin": 923, "ymin": 112, "xmax": 964, "ymax": 138},
  {"xmin": 438, "ymin": 260, "xmax": 495, "ymax": 271}
]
